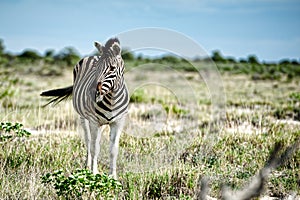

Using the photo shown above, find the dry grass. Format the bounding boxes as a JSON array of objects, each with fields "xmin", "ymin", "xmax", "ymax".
[{"xmin": 0, "ymin": 63, "xmax": 299, "ymax": 199}]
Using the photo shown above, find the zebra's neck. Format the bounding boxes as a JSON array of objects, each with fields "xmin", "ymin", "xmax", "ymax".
[{"xmin": 94, "ymin": 80, "xmax": 129, "ymax": 124}]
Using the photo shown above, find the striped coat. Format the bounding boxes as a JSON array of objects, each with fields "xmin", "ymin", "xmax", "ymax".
[
  {"xmin": 72, "ymin": 55, "xmax": 129, "ymax": 125},
  {"xmin": 41, "ymin": 38, "xmax": 129, "ymax": 177}
]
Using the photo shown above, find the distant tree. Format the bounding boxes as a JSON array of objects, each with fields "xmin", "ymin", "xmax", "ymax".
[
  {"xmin": 211, "ymin": 50, "xmax": 225, "ymax": 63},
  {"xmin": 0, "ymin": 39, "xmax": 5, "ymax": 55},
  {"xmin": 279, "ymin": 59, "xmax": 291, "ymax": 65},
  {"xmin": 122, "ymin": 49, "xmax": 134, "ymax": 61},
  {"xmin": 239, "ymin": 58, "xmax": 247, "ymax": 63},
  {"xmin": 279, "ymin": 59, "xmax": 300, "ymax": 65},
  {"xmin": 55, "ymin": 47, "xmax": 80, "ymax": 66},
  {"xmin": 44, "ymin": 49, "xmax": 55, "ymax": 63},
  {"xmin": 226, "ymin": 57, "xmax": 236, "ymax": 63},
  {"xmin": 44, "ymin": 49, "xmax": 55, "ymax": 57},
  {"xmin": 161, "ymin": 55, "xmax": 180, "ymax": 64},
  {"xmin": 291, "ymin": 59, "xmax": 299, "ymax": 65},
  {"xmin": 18, "ymin": 49, "xmax": 41, "ymax": 62},
  {"xmin": 247, "ymin": 55, "xmax": 259, "ymax": 64},
  {"xmin": 137, "ymin": 54, "xmax": 143, "ymax": 61},
  {"xmin": 0, "ymin": 39, "xmax": 8, "ymax": 65}
]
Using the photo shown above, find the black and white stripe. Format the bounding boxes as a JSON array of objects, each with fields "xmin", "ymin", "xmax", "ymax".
[
  {"xmin": 41, "ymin": 38, "xmax": 129, "ymax": 177},
  {"xmin": 72, "ymin": 39, "xmax": 128, "ymax": 125}
]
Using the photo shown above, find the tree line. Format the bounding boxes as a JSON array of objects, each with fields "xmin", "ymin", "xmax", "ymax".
[
  {"xmin": 0, "ymin": 39, "xmax": 81, "ymax": 67},
  {"xmin": 0, "ymin": 38, "xmax": 299, "ymax": 67},
  {"xmin": 209, "ymin": 50, "xmax": 300, "ymax": 65}
]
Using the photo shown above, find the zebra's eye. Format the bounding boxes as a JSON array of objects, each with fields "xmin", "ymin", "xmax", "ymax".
[{"xmin": 110, "ymin": 66, "xmax": 116, "ymax": 71}]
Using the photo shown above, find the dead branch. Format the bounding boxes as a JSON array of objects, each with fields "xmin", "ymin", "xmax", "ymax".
[{"xmin": 196, "ymin": 138, "xmax": 300, "ymax": 200}]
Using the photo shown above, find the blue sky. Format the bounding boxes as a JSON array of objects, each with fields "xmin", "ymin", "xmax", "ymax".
[{"xmin": 0, "ymin": 0, "xmax": 299, "ymax": 61}]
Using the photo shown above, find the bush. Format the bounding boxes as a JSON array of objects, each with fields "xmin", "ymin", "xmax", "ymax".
[
  {"xmin": 130, "ymin": 89, "xmax": 147, "ymax": 103},
  {"xmin": 18, "ymin": 49, "xmax": 42, "ymax": 62},
  {"xmin": 0, "ymin": 39, "xmax": 4, "ymax": 55},
  {"xmin": 41, "ymin": 169, "xmax": 122, "ymax": 199},
  {"xmin": 211, "ymin": 51, "xmax": 226, "ymax": 63},
  {"xmin": 54, "ymin": 47, "xmax": 80, "ymax": 66},
  {"xmin": 122, "ymin": 49, "xmax": 135, "ymax": 61},
  {"xmin": 0, "ymin": 122, "xmax": 31, "ymax": 142},
  {"xmin": 247, "ymin": 55, "xmax": 259, "ymax": 64},
  {"xmin": 289, "ymin": 92, "xmax": 300, "ymax": 102}
]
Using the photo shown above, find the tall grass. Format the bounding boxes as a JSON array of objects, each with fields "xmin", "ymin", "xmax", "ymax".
[{"xmin": 0, "ymin": 63, "xmax": 299, "ymax": 199}]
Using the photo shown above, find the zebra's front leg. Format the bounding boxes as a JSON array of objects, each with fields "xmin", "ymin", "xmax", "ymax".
[
  {"xmin": 109, "ymin": 116, "xmax": 125, "ymax": 179},
  {"xmin": 89, "ymin": 120, "xmax": 102, "ymax": 174},
  {"xmin": 80, "ymin": 117, "xmax": 92, "ymax": 169}
]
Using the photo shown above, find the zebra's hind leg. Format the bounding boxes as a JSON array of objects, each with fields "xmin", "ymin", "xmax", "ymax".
[{"xmin": 109, "ymin": 116, "xmax": 126, "ymax": 179}]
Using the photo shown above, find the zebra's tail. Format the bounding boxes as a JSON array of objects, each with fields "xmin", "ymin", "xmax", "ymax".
[{"xmin": 40, "ymin": 85, "xmax": 73, "ymax": 106}]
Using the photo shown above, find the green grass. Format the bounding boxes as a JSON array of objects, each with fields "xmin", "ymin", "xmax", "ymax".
[
  {"xmin": 0, "ymin": 61, "xmax": 300, "ymax": 199},
  {"xmin": 1, "ymin": 127, "xmax": 298, "ymax": 199}
]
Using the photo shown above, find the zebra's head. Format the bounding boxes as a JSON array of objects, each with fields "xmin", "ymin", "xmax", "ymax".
[
  {"xmin": 94, "ymin": 38, "xmax": 125, "ymax": 102},
  {"xmin": 94, "ymin": 38, "xmax": 121, "ymax": 58}
]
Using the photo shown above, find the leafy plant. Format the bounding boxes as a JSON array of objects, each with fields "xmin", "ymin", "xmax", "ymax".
[
  {"xmin": 289, "ymin": 92, "xmax": 300, "ymax": 102},
  {"xmin": 41, "ymin": 169, "xmax": 122, "ymax": 199},
  {"xmin": 0, "ymin": 122, "xmax": 31, "ymax": 142},
  {"xmin": 0, "ymin": 87, "xmax": 15, "ymax": 99},
  {"xmin": 130, "ymin": 88, "xmax": 147, "ymax": 103},
  {"xmin": 162, "ymin": 103, "xmax": 189, "ymax": 117}
]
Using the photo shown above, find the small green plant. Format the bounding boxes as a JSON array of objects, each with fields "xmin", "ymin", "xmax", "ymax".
[
  {"xmin": 130, "ymin": 88, "xmax": 147, "ymax": 103},
  {"xmin": 289, "ymin": 92, "xmax": 300, "ymax": 102},
  {"xmin": 0, "ymin": 122, "xmax": 31, "ymax": 142},
  {"xmin": 162, "ymin": 103, "xmax": 189, "ymax": 117},
  {"xmin": 41, "ymin": 169, "xmax": 122, "ymax": 199}
]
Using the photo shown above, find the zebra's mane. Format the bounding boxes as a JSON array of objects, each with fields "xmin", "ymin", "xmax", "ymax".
[
  {"xmin": 94, "ymin": 38, "xmax": 123, "ymax": 86},
  {"xmin": 105, "ymin": 38, "xmax": 120, "ymax": 49},
  {"xmin": 94, "ymin": 38, "xmax": 121, "ymax": 58}
]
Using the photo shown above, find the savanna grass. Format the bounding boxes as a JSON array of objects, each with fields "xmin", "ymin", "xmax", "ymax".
[{"xmin": 0, "ymin": 61, "xmax": 299, "ymax": 199}]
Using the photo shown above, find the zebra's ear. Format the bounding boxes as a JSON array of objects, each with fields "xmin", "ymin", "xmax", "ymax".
[
  {"xmin": 111, "ymin": 43, "xmax": 121, "ymax": 56},
  {"xmin": 94, "ymin": 41, "xmax": 104, "ymax": 56}
]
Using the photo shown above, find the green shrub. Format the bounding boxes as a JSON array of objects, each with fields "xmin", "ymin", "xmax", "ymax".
[
  {"xmin": 41, "ymin": 169, "xmax": 122, "ymax": 199},
  {"xmin": 289, "ymin": 92, "xmax": 300, "ymax": 102},
  {"xmin": 0, "ymin": 122, "xmax": 31, "ymax": 142},
  {"xmin": 162, "ymin": 103, "xmax": 189, "ymax": 117},
  {"xmin": 122, "ymin": 49, "xmax": 135, "ymax": 61},
  {"xmin": 247, "ymin": 55, "xmax": 260, "ymax": 64},
  {"xmin": 130, "ymin": 88, "xmax": 147, "ymax": 103},
  {"xmin": 18, "ymin": 49, "xmax": 42, "ymax": 62}
]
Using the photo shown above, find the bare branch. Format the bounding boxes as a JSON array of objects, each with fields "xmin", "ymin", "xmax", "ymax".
[
  {"xmin": 221, "ymin": 138, "xmax": 300, "ymax": 200},
  {"xmin": 197, "ymin": 138, "xmax": 300, "ymax": 200},
  {"xmin": 196, "ymin": 177, "xmax": 210, "ymax": 200}
]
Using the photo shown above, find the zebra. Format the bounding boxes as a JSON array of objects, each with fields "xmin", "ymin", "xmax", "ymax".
[{"xmin": 41, "ymin": 38, "xmax": 129, "ymax": 178}]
